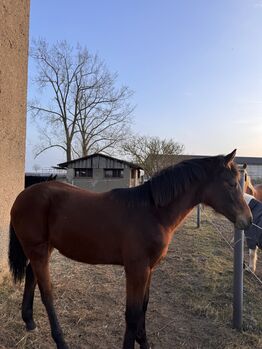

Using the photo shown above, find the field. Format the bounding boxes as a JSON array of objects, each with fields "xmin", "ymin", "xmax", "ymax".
[{"xmin": 1, "ymin": 208, "xmax": 262, "ymax": 349}]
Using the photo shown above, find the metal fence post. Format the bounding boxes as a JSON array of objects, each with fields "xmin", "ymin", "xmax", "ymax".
[
  {"xmin": 197, "ymin": 204, "xmax": 201, "ymax": 228},
  {"xmin": 233, "ymin": 167, "xmax": 246, "ymax": 330}
]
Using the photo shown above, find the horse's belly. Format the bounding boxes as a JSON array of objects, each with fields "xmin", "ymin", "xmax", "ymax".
[{"xmin": 50, "ymin": 228, "xmax": 123, "ymax": 265}]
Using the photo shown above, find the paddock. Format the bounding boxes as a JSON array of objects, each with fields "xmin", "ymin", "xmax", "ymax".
[{"xmin": 0, "ymin": 208, "xmax": 261, "ymax": 349}]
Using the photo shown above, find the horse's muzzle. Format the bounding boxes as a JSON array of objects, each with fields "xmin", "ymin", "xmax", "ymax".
[{"xmin": 235, "ymin": 215, "xmax": 253, "ymax": 230}]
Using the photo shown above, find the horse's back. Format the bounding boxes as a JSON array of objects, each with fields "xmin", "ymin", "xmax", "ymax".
[
  {"xmin": 10, "ymin": 181, "xmax": 103, "ymax": 244},
  {"xmin": 12, "ymin": 181, "xmax": 98, "ymax": 206}
]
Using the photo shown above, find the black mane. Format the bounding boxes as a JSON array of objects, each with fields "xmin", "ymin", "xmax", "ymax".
[
  {"xmin": 111, "ymin": 155, "xmax": 238, "ymax": 207},
  {"xmin": 110, "ymin": 181, "xmax": 153, "ymax": 207},
  {"xmin": 150, "ymin": 157, "xmax": 217, "ymax": 207}
]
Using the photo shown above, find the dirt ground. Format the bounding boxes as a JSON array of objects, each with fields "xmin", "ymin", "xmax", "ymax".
[{"xmin": 1, "ymin": 208, "xmax": 262, "ymax": 349}]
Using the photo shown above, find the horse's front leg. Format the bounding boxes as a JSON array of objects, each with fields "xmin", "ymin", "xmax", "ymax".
[
  {"xmin": 136, "ymin": 272, "xmax": 152, "ymax": 349},
  {"xmin": 123, "ymin": 265, "xmax": 151, "ymax": 349}
]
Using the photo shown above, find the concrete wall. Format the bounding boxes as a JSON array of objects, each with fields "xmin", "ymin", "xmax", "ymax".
[{"xmin": 0, "ymin": 0, "xmax": 30, "ymax": 276}]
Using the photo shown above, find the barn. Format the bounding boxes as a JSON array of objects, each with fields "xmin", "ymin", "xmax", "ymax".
[
  {"xmin": 57, "ymin": 153, "xmax": 144, "ymax": 192},
  {"xmin": 235, "ymin": 156, "xmax": 262, "ymax": 182}
]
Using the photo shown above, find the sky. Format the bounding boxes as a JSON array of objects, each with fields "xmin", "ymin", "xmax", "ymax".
[{"xmin": 26, "ymin": 0, "xmax": 262, "ymax": 171}]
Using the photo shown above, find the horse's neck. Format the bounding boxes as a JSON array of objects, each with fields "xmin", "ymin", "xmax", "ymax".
[
  {"xmin": 156, "ymin": 183, "xmax": 200, "ymax": 234},
  {"xmin": 246, "ymin": 186, "xmax": 255, "ymax": 195},
  {"xmin": 246, "ymin": 177, "xmax": 256, "ymax": 196}
]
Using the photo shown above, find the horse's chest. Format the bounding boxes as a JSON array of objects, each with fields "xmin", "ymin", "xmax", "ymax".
[{"xmin": 148, "ymin": 234, "xmax": 171, "ymax": 267}]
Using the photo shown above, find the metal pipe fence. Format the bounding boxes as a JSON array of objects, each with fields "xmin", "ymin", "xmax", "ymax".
[{"xmin": 199, "ymin": 202, "xmax": 262, "ymax": 332}]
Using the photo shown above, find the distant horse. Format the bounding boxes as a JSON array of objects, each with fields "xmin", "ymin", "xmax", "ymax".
[
  {"xmin": 9, "ymin": 150, "xmax": 251, "ymax": 349},
  {"xmin": 25, "ymin": 174, "xmax": 57, "ymax": 188},
  {"xmin": 243, "ymin": 175, "xmax": 262, "ymax": 272},
  {"xmin": 255, "ymin": 184, "xmax": 262, "ymax": 201},
  {"xmin": 244, "ymin": 174, "xmax": 262, "ymax": 201}
]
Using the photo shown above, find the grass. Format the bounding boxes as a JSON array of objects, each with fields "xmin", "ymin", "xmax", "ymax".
[{"xmin": 0, "ymin": 208, "xmax": 262, "ymax": 348}]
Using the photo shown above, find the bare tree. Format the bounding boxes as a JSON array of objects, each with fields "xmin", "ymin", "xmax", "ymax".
[
  {"xmin": 122, "ymin": 135, "xmax": 185, "ymax": 177},
  {"xmin": 73, "ymin": 60, "xmax": 133, "ymax": 157},
  {"xmin": 29, "ymin": 39, "xmax": 133, "ymax": 162}
]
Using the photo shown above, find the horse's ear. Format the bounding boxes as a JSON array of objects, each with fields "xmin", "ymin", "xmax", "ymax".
[{"xmin": 224, "ymin": 149, "xmax": 237, "ymax": 166}]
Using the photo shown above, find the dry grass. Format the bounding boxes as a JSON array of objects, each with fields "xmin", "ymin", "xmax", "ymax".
[{"xmin": 1, "ymin": 208, "xmax": 262, "ymax": 348}]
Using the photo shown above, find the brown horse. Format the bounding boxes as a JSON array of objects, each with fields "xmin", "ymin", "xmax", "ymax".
[
  {"xmin": 254, "ymin": 184, "xmax": 262, "ymax": 201},
  {"xmin": 9, "ymin": 150, "xmax": 252, "ymax": 349},
  {"xmin": 244, "ymin": 174, "xmax": 262, "ymax": 201},
  {"xmin": 243, "ymin": 175, "xmax": 262, "ymax": 272}
]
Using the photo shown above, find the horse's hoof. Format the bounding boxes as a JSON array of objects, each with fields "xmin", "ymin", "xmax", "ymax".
[
  {"xmin": 57, "ymin": 344, "xmax": 69, "ymax": 349},
  {"xmin": 57, "ymin": 340, "xmax": 69, "ymax": 349},
  {"xmin": 26, "ymin": 322, "xmax": 37, "ymax": 332},
  {"xmin": 140, "ymin": 344, "xmax": 152, "ymax": 349}
]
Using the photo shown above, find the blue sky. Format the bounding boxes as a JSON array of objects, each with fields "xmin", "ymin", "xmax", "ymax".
[{"xmin": 26, "ymin": 0, "xmax": 262, "ymax": 170}]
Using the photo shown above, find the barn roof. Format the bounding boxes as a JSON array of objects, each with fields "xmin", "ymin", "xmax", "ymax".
[
  {"xmin": 57, "ymin": 153, "xmax": 143, "ymax": 170},
  {"xmin": 235, "ymin": 156, "xmax": 262, "ymax": 166},
  {"xmin": 150, "ymin": 154, "xmax": 262, "ymax": 166}
]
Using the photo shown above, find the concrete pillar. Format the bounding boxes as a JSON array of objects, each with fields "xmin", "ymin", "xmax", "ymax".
[
  {"xmin": 66, "ymin": 168, "xmax": 75, "ymax": 183},
  {"xmin": 0, "ymin": 0, "xmax": 30, "ymax": 278}
]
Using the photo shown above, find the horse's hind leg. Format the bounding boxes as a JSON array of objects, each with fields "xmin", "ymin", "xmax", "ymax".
[
  {"xmin": 22, "ymin": 263, "xmax": 37, "ymax": 331},
  {"xmin": 31, "ymin": 255, "xmax": 68, "ymax": 349}
]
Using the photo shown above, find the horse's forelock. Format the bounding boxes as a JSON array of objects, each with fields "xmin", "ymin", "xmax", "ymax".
[{"xmin": 210, "ymin": 155, "xmax": 239, "ymax": 179}]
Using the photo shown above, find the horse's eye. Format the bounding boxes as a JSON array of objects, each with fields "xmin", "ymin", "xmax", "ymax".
[{"xmin": 229, "ymin": 182, "xmax": 237, "ymax": 188}]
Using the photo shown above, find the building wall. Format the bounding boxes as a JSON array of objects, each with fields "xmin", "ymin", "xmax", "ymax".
[
  {"xmin": 0, "ymin": 0, "xmax": 30, "ymax": 276},
  {"xmin": 63, "ymin": 155, "xmax": 143, "ymax": 192},
  {"xmin": 72, "ymin": 168, "xmax": 131, "ymax": 192},
  {"xmin": 237, "ymin": 163, "xmax": 262, "ymax": 181},
  {"xmin": 245, "ymin": 165, "xmax": 262, "ymax": 181},
  {"xmin": 66, "ymin": 155, "xmax": 131, "ymax": 170}
]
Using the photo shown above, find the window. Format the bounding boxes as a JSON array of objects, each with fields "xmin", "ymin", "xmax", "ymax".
[
  {"xmin": 104, "ymin": 169, "xmax": 123, "ymax": 178},
  {"xmin": 75, "ymin": 168, "xmax": 93, "ymax": 178}
]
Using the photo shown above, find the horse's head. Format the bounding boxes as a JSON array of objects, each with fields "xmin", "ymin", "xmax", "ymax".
[{"xmin": 202, "ymin": 149, "xmax": 252, "ymax": 230}]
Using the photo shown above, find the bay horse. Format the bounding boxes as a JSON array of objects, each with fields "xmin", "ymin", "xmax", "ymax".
[
  {"xmin": 254, "ymin": 184, "xmax": 262, "ymax": 201},
  {"xmin": 9, "ymin": 150, "xmax": 252, "ymax": 349},
  {"xmin": 243, "ymin": 174, "xmax": 262, "ymax": 273},
  {"xmin": 244, "ymin": 174, "xmax": 262, "ymax": 201}
]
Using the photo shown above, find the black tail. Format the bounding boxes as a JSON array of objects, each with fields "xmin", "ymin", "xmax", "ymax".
[{"xmin": 8, "ymin": 224, "xmax": 28, "ymax": 283}]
